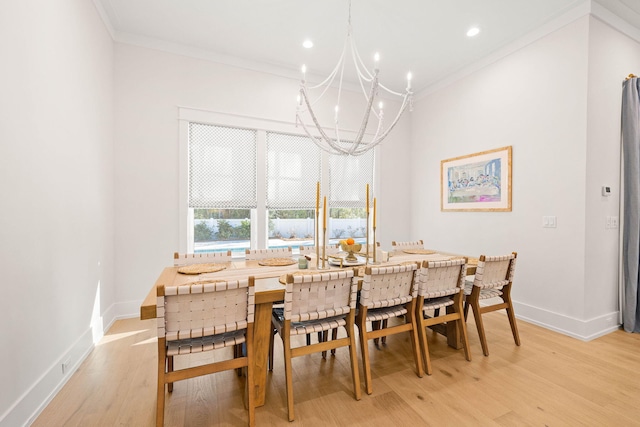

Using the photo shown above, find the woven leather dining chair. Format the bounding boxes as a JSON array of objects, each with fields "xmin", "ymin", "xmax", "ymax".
[
  {"xmin": 299, "ymin": 244, "xmax": 340, "ymax": 257},
  {"xmin": 356, "ymin": 263, "xmax": 424, "ymax": 395},
  {"xmin": 156, "ymin": 277, "xmax": 255, "ymax": 427},
  {"xmin": 272, "ymin": 269, "xmax": 361, "ymax": 421},
  {"xmin": 464, "ymin": 252, "xmax": 519, "ymax": 356},
  {"xmin": 245, "ymin": 247, "xmax": 292, "ymax": 260},
  {"xmin": 417, "ymin": 258, "xmax": 471, "ymax": 375},
  {"xmin": 391, "ymin": 239, "xmax": 424, "ymax": 254},
  {"xmin": 173, "ymin": 251, "xmax": 232, "ymax": 266}
]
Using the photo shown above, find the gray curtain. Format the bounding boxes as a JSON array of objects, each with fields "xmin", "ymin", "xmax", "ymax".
[{"xmin": 622, "ymin": 77, "xmax": 640, "ymax": 333}]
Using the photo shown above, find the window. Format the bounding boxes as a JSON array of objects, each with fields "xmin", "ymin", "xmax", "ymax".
[
  {"xmin": 181, "ymin": 109, "xmax": 375, "ymax": 255},
  {"xmin": 189, "ymin": 123, "xmax": 256, "ymax": 255},
  {"xmin": 266, "ymin": 132, "xmax": 321, "ymax": 250}
]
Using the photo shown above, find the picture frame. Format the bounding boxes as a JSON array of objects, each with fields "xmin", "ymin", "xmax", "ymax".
[{"xmin": 441, "ymin": 146, "xmax": 512, "ymax": 212}]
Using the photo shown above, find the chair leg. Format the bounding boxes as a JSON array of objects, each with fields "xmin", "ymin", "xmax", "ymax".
[
  {"xmin": 416, "ymin": 308, "xmax": 433, "ymax": 375},
  {"xmin": 455, "ymin": 294, "xmax": 472, "ymax": 362},
  {"xmin": 246, "ymin": 331, "xmax": 256, "ymax": 427},
  {"xmin": 157, "ymin": 346, "xmax": 166, "ymax": 427},
  {"xmin": 406, "ymin": 307, "xmax": 424, "ymax": 378},
  {"xmin": 470, "ymin": 302, "xmax": 490, "ymax": 356},
  {"xmin": 381, "ymin": 319, "xmax": 388, "ymax": 345},
  {"xmin": 167, "ymin": 356, "xmax": 174, "ymax": 393},
  {"xmin": 504, "ymin": 296, "xmax": 521, "ymax": 346},
  {"xmin": 346, "ymin": 321, "xmax": 361, "ymax": 401},
  {"xmin": 283, "ymin": 334, "xmax": 295, "ymax": 421},
  {"xmin": 268, "ymin": 327, "xmax": 275, "ymax": 372},
  {"xmin": 372, "ymin": 320, "xmax": 380, "ymax": 347},
  {"xmin": 331, "ymin": 328, "xmax": 338, "ymax": 356},
  {"xmin": 357, "ymin": 315, "xmax": 373, "ymax": 395},
  {"xmin": 235, "ymin": 343, "xmax": 244, "ymax": 376},
  {"xmin": 321, "ymin": 331, "xmax": 327, "ymax": 359}
]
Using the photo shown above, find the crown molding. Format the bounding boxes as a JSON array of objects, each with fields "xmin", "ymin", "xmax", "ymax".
[
  {"xmin": 91, "ymin": 0, "xmax": 116, "ymax": 40},
  {"xmin": 590, "ymin": 1, "xmax": 640, "ymax": 43},
  {"xmin": 413, "ymin": 1, "xmax": 592, "ymax": 100}
]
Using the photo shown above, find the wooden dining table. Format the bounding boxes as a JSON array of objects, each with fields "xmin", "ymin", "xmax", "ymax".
[{"xmin": 140, "ymin": 250, "xmax": 476, "ymax": 406}]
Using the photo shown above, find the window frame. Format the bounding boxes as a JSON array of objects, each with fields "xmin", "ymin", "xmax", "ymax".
[{"xmin": 178, "ymin": 107, "xmax": 379, "ymax": 254}]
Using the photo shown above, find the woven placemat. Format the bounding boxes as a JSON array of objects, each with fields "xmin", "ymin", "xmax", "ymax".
[
  {"xmin": 177, "ymin": 263, "xmax": 227, "ymax": 275},
  {"xmin": 403, "ymin": 249, "xmax": 436, "ymax": 255},
  {"xmin": 258, "ymin": 257, "xmax": 297, "ymax": 267}
]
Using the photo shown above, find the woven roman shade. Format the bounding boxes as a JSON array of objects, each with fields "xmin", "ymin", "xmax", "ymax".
[
  {"xmin": 188, "ymin": 123, "xmax": 257, "ymax": 208},
  {"xmin": 266, "ymin": 132, "xmax": 321, "ymax": 209},
  {"xmin": 329, "ymin": 144, "xmax": 374, "ymax": 208}
]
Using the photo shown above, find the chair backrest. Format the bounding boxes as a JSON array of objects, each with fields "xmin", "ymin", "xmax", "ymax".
[
  {"xmin": 157, "ymin": 278, "xmax": 255, "ymax": 342},
  {"xmin": 472, "ymin": 252, "xmax": 517, "ymax": 290},
  {"xmin": 283, "ymin": 270, "xmax": 356, "ymax": 322},
  {"xmin": 360, "ymin": 263, "xmax": 418, "ymax": 309},
  {"xmin": 173, "ymin": 251, "xmax": 232, "ymax": 266},
  {"xmin": 245, "ymin": 247, "xmax": 292, "ymax": 260},
  {"xmin": 419, "ymin": 258, "xmax": 466, "ymax": 298},
  {"xmin": 391, "ymin": 240, "xmax": 424, "ymax": 252},
  {"xmin": 299, "ymin": 244, "xmax": 340, "ymax": 256}
]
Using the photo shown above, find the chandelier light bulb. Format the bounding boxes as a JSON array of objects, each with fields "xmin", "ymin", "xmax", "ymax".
[
  {"xmin": 303, "ymin": 39, "xmax": 314, "ymax": 48},
  {"xmin": 407, "ymin": 72, "xmax": 413, "ymax": 89},
  {"xmin": 293, "ymin": 0, "xmax": 413, "ymax": 156}
]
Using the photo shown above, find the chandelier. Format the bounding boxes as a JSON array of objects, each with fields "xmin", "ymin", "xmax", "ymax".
[{"xmin": 295, "ymin": 0, "xmax": 413, "ymax": 156}]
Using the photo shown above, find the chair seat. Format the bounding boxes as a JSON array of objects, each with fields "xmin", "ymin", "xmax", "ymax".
[
  {"xmin": 464, "ymin": 282, "xmax": 503, "ymax": 300},
  {"xmin": 421, "ymin": 296, "xmax": 455, "ymax": 312},
  {"xmin": 166, "ymin": 330, "xmax": 246, "ymax": 356},
  {"xmin": 365, "ymin": 305, "xmax": 408, "ymax": 322},
  {"xmin": 273, "ymin": 307, "xmax": 347, "ymax": 336}
]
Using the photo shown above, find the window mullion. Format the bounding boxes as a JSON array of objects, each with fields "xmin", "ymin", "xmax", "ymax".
[{"xmin": 256, "ymin": 130, "xmax": 267, "ymax": 249}]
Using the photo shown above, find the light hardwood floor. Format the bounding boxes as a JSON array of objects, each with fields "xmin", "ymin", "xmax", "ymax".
[{"xmin": 33, "ymin": 314, "xmax": 640, "ymax": 426}]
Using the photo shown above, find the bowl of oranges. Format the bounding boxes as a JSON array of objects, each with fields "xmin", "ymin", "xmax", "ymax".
[{"xmin": 339, "ymin": 238, "xmax": 362, "ymax": 262}]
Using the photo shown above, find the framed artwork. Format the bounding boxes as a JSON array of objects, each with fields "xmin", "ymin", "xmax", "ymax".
[{"xmin": 441, "ymin": 146, "xmax": 512, "ymax": 212}]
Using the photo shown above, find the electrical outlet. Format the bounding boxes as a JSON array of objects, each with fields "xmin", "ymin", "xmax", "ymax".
[
  {"xmin": 62, "ymin": 357, "xmax": 71, "ymax": 374},
  {"xmin": 611, "ymin": 216, "xmax": 618, "ymax": 229},
  {"xmin": 542, "ymin": 216, "xmax": 557, "ymax": 228}
]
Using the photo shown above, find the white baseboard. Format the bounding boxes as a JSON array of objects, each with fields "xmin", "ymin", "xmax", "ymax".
[
  {"xmin": 0, "ymin": 300, "xmax": 140, "ymax": 427},
  {"xmin": 0, "ymin": 328, "xmax": 94, "ymax": 427},
  {"xmin": 2, "ymin": 296, "xmax": 620, "ymax": 427},
  {"xmin": 512, "ymin": 300, "xmax": 621, "ymax": 341}
]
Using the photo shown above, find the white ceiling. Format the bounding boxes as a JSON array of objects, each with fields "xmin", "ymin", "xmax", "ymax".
[{"xmin": 95, "ymin": 0, "xmax": 640, "ymax": 93}]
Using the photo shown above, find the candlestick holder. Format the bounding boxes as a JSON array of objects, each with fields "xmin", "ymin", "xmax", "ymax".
[
  {"xmin": 370, "ymin": 227, "xmax": 380, "ymax": 264},
  {"xmin": 315, "ymin": 208, "xmax": 321, "ymax": 270},
  {"xmin": 317, "ymin": 227, "xmax": 331, "ymax": 270},
  {"xmin": 365, "ymin": 211, "xmax": 370, "ymax": 266}
]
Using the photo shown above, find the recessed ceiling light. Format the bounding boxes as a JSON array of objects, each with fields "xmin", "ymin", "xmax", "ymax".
[
  {"xmin": 303, "ymin": 39, "xmax": 314, "ymax": 49},
  {"xmin": 466, "ymin": 27, "xmax": 480, "ymax": 37}
]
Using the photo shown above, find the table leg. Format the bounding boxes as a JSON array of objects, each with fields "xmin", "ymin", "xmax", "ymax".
[
  {"xmin": 253, "ymin": 301, "xmax": 273, "ymax": 407},
  {"xmin": 445, "ymin": 305, "xmax": 462, "ymax": 350}
]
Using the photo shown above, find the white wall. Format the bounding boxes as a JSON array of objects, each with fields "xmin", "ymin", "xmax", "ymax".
[
  {"xmin": 410, "ymin": 14, "xmax": 637, "ymax": 340},
  {"xmin": 0, "ymin": 0, "xmax": 114, "ymax": 426},
  {"xmin": 585, "ymin": 16, "xmax": 640, "ymax": 327},
  {"xmin": 113, "ymin": 44, "xmax": 412, "ymax": 310}
]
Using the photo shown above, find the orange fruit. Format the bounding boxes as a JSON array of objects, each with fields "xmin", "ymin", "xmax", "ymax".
[{"xmin": 346, "ymin": 238, "xmax": 355, "ymax": 245}]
